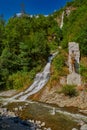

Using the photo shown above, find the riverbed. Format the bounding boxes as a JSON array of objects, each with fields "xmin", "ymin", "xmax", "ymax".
[{"xmin": 1, "ymin": 100, "xmax": 84, "ymax": 130}]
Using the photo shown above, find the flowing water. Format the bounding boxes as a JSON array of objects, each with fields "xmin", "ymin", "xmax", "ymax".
[
  {"xmin": 0, "ymin": 51, "xmax": 87, "ymax": 130},
  {"xmin": 2, "ymin": 52, "xmax": 58, "ymax": 104},
  {"xmin": 6, "ymin": 101, "xmax": 87, "ymax": 130},
  {"xmin": 60, "ymin": 11, "xmax": 64, "ymax": 29}
]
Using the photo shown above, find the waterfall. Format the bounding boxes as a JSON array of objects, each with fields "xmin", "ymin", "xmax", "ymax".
[
  {"xmin": 18, "ymin": 52, "xmax": 58, "ymax": 101},
  {"xmin": 5, "ymin": 52, "xmax": 58, "ymax": 103},
  {"xmin": 60, "ymin": 11, "xmax": 64, "ymax": 29}
]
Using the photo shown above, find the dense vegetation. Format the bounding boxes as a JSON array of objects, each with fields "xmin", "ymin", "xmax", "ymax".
[
  {"xmin": 0, "ymin": 0, "xmax": 87, "ymax": 90},
  {"xmin": 0, "ymin": 14, "xmax": 61, "ymax": 90},
  {"xmin": 61, "ymin": 0, "xmax": 87, "ymax": 55}
]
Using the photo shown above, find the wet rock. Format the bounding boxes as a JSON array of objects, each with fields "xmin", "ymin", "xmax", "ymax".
[
  {"xmin": 31, "ymin": 119, "xmax": 34, "ymax": 123},
  {"xmin": 35, "ymin": 120, "xmax": 41, "ymax": 125},
  {"xmin": 80, "ymin": 124, "xmax": 87, "ymax": 130}
]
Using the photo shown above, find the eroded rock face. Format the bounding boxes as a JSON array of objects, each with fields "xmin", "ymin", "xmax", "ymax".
[{"xmin": 67, "ymin": 42, "xmax": 81, "ymax": 85}]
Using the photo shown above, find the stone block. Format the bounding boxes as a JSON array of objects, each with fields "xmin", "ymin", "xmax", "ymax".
[{"xmin": 67, "ymin": 72, "xmax": 81, "ymax": 86}]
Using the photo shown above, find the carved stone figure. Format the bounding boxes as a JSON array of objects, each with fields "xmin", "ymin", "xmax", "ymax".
[
  {"xmin": 67, "ymin": 42, "xmax": 81, "ymax": 86},
  {"xmin": 70, "ymin": 50, "xmax": 76, "ymax": 72}
]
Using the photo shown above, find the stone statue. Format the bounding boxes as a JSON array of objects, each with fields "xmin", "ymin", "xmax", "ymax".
[
  {"xmin": 70, "ymin": 50, "xmax": 76, "ymax": 72},
  {"xmin": 67, "ymin": 42, "xmax": 81, "ymax": 86}
]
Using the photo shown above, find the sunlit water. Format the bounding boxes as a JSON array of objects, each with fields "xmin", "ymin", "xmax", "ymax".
[
  {"xmin": 60, "ymin": 11, "xmax": 64, "ymax": 29},
  {"xmin": 2, "ymin": 52, "xmax": 58, "ymax": 104},
  {"xmin": 5, "ymin": 102, "xmax": 83, "ymax": 130}
]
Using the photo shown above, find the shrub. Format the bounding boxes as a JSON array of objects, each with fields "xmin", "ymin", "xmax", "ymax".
[
  {"xmin": 7, "ymin": 72, "xmax": 31, "ymax": 90},
  {"xmin": 53, "ymin": 54, "xmax": 65, "ymax": 71},
  {"xmin": 62, "ymin": 84, "xmax": 77, "ymax": 97}
]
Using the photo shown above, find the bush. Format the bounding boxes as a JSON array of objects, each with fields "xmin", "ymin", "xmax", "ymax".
[
  {"xmin": 62, "ymin": 85, "xmax": 77, "ymax": 97},
  {"xmin": 53, "ymin": 54, "xmax": 65, "ymax": 71},
  {"xmin": 7, "ymin": 72, "xmax": 31, "ymax": 90}
]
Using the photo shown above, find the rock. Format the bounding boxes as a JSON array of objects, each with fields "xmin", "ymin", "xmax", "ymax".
[
  {"xmin": 31, "ymin": 120, "xmax": 34, "ymax": 123},
  {"xmin": 44, "ymin": 128, "xmax": 47, "ymax": 130},
  {"xmin": 41, "ymin": 122, "xmax": 45, "ymax": 127},
  {"xmin": 47, "ymin": 128, "xmax": 52, "ymax": 130},
  {"xmin": 25, "ymin": 103, "xmax": 28, "ymax": 106},
  {"xmin": 18, "ymin": 106, "xmax": 23, "ymax": 111},
  {"xmin": 35, "ymin": 120, "xmax": 41, "ymax": 125},
  {"xmin": 14, "ymin": 107, "xmax": 18, "ymax": 111},
  {"xmin": 67, "ymin": 72, "xmax": 81, "ymax": 86},
  {"xmin": 60, "ymin": 76, "xmax": 67, "ymax": 85},
  {"xmin": 80, "ymin": 124, "xmax": 87, "ymax": 130},
  {"xmin": 72, "ymin": 128, "xmax": 78, "ymax": 130},
  {"xmin": 78, "ymin": 120, "xmax": 85, "ymax": 126},
  {"xmin": 3, "ymin": 108, "xmax": 7, "ymax": 112}
]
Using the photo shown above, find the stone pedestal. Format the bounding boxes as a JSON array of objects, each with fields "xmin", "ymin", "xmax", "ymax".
[{"xmin": 67, "ymin": 72, "xmax": 81, "ymax": 86}]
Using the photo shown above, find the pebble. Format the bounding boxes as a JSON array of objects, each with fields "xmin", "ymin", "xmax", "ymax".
[
  {"xmin": 72, "ymin": 128, "xmax": 78, "ymax": 130},
  {"xmin": 80, "ymin": 124, "xmax": 87, "ymax": 130},
  {"xmin": 35, "ymin": 120, "xmax": 41, "ymax": 125},
  {"xmin": 41, "ymin": 122, "xmax": 45, "ymax": 127},
  {"xmin": 78, "ymin": 120, "xmax": 85, "ymax": 126},
  {"xmin": 19, "ymin": 106, "xmax": 23, "ymax": 111},
  {"xmin": 14, "ymin": 107, "xmax": 18, "ymax": 111},
  {"xmin": 47, "ymin": 128, "xmax": 51, "ymax": 130},
  {"xmin": 0, "ymin": 108, "xmax": 52, "ymax": 130}
]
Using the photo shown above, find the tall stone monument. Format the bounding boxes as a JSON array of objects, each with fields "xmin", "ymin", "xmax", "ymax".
[{"xmin": 67, "ymin": 42, "xmax": 81, "ymax": 86}]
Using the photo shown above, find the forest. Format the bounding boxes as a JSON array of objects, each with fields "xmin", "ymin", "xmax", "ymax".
[{"xmin": 0, "ymin": 14, "xmax": 62, "ymax": 90}]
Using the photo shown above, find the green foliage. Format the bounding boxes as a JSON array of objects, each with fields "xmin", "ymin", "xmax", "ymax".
[
  {"xmin": 6, "ymin": 65, "xmax": 42, "ymax": 90},
  {"xmin": 53, "ymin": 53, "xmax": 65, "ymax": 71},
  {"xmin": 62, "ymin": 85, "xmax": 77, "ymax": 97},
  {"xmin": 54, "ymin": 55, "xmax": 65, "ymax": 70},
  {"xmin": 7, "ymin": 72, "xmax": 31, "ymax": 89},
  {"xmin": 0, "ymin": 14, "xmax": 61, "ymax": 90},
  {"xmin": 80, "ymin": 64, "xmax": 87, "ymax": 81},
  {"xmin": 62, "ymin": 1, "xmax": 87, "ymax": 55},
  {"xmin": 1, "ymin": 0, "xmax": 87, "ymax": 90}
]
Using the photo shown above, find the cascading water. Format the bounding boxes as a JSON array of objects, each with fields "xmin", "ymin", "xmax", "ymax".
[
  {"xmin": 5, "ymin": 52, "xmax": 58, "ymax": 103},
  {"xmin": 60, "ymin": 11, "xmax": 64, "ymax": 29},
  {"xmin": 18, "ymin": 52, "xmax": 58, "ymax": 101},
  {"xmin": 1, "ymin": 49, "xmax": 87, "ymax": 130}
]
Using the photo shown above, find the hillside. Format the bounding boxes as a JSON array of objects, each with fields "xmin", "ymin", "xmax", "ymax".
[
  {"xmin": 0, "ymin": 14, "xmax": 62, "ymax": 90},
  {"xmin": 29, "ymin": 0, "xmax": 87, "ymax": 109},
  {"xmin": 0, "ymin": 0, "xmax": 87, "ymax": 110}
]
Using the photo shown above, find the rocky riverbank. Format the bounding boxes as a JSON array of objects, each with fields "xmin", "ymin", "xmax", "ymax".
[
  {"xmin": 0, "ymin": 105, "xmax": 87, "ymax": 130},
  {"xmin": 0, "ymin": 107, "xmax": 52, "ymax": 130},
  {"xmin": 31, "ymin": 85, "xmax": 87, "ymax": 113}
]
